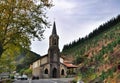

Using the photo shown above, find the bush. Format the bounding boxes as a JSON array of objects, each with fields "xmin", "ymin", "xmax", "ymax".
[
  {"xmin": 24, "ymin": 69, "xmax": 32, "ymax": 77},
  {"xmin": 10, "ymin": 74, "xmax": 14, "ymax": 79},
  {"xmin": 71, "ymin": 79, "xmax": 77, "ymax": 83},
  {"xmin": 1, "ymin": 79, "xmax": 12, "ymax": 83}
]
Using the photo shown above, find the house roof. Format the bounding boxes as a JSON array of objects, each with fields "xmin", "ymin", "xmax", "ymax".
[
  {"xmin": 63, "ymin": 62, "xmax": 78, "ymax": 68},
  {"xmin": 63, "ymin": 61, "xmax": 78, "ymax": 68}
]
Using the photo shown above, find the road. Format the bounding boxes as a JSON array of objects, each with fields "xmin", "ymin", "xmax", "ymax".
[{"xmin": 13, "ymin": 78, "xmax": 74, "ymax": 83}]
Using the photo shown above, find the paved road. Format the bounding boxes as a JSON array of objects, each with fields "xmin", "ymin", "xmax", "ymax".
[{"xmin": 13, "ymin": 78, "xmax": 73, "ymax": 83}]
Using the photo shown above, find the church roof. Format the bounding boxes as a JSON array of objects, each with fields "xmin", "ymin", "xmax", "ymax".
[{"xmin": 52, "ymin": 21, "xmax": 57, "ymax": 35}]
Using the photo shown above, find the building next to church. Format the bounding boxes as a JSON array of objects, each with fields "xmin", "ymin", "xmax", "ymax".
[{"xmin": 30, "ymin": 22, "xmax": 78, "ymax": 78}]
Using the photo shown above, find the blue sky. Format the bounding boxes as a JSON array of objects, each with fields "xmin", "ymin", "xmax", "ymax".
[{"xmin": 31, "ymin": 0, "xmax": 120, "ymax": 55}]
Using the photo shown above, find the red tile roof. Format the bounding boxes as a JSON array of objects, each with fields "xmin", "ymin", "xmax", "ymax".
[{"xmin": 63, "ymin": 61, "xmax": 78, "ymax": 68}]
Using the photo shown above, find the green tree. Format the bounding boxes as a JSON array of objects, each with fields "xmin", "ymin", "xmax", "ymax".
[
  {"xmin": 0, "ymin": 54, "xmax": 16, "ymax": 73},
  {"xmin": 0, "ymin": 0, "xmax": 52, "ymax": 57},
  {"xmin": 75, "ymin": 55, "xmax": 84, "ymax": 64},
  {"xmin": 24, "ymin": 68, "xmax": 32, "ymax": 78}
]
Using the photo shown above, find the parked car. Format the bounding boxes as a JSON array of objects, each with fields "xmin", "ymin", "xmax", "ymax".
[
  {"xmin": 21, "ymin": 75, "xmax": 28, "ymax": 80},
  {"xmin": 17, "ymin": 75, "xmax": 28, "ymax": 80},
  {"xmin": 17, "ymin": 76, "xmax": 22, "ymax": 80}
]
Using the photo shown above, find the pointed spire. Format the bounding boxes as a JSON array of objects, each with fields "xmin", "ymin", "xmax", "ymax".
[{"xmin": 52, "ymin": 21, "xmax": 57, "ymax": 35}]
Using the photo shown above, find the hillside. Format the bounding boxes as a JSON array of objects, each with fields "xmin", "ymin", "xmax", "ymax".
[
  {"xmin": 62, "ymin": 15, "xmax": 120, "ymax": 82},
  {"xmin": 16, "ymin": 49, "xmax": 40, "ymax": 72}
]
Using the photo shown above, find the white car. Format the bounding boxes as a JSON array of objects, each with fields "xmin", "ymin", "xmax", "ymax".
[
  {"xmin": 21, "ymin": 75, "xmax": 28, "ymax": 80},
  {"xmin": 17, "ymin": 76, "xmax": 22, "ymax": 80}
]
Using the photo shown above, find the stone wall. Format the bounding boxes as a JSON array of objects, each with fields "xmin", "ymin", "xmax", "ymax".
[
  {"xmin": 41, "ymin": 56, "xmax": 48, "ymax": 65},
  {"xmin": 60, "ymin": 64, "xmax": 67, "ymax": 78},
  {"xmin": 32, "ymin": 60, "xmax": 40, "ymax": 69},
  {"xmin": 42, "ymin": 64, "xmax": 50, "ymax": 78},
  {"xmin": 32, "ymin": 67, "xmax": 40, "ymax": 77}
]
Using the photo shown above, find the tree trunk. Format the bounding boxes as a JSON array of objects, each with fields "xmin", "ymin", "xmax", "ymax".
[{"xmin": 0, "ymin": 43, "xmax": 3, "ymax": 57}]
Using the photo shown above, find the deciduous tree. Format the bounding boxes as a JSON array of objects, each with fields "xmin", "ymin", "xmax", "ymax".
[{"xmin": 0, "ymin": 0, "xmax": 52, "ymax": 57}]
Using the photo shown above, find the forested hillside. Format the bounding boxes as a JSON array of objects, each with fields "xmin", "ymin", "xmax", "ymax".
[
  {"xmin": 16, "ymin": 49, "xmax": 40, "ymax": 72},
  {"xmin": 62, "ymin": 15, "xmax": 120, "ymax": 82}
]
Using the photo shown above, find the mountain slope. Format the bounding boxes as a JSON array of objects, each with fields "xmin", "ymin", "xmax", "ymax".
[
  {"xmin": 62, "ymin": 15, "xmax": 120, "ymax": 82},
  {"xmin": 16, "ymin": 49, "xmax": 40, "ymax": 72}
]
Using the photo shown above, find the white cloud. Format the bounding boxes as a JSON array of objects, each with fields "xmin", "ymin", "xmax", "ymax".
[
  {"xmin": 54, "ymin": 0, "xmax": 75, "ymax": 9},
  {"xmin": 31, "ymin": 0, "xmax": 120, "ymax": 55}
]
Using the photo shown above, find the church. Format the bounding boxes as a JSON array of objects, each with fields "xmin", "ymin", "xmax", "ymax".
[{"xmin": 30, "ymin": 22, "xmax": 78, "ymax": 78}]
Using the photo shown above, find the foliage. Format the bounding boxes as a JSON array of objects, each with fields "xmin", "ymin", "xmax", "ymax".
[
  {"xmin": 0, "ymin": 0, "xmax": 52, "ymax": 57},
  {"xmin": 19, "ymin": 68, "xmax": 32, "ymax": 77},
  {"xmin": 62, "ymin": 14, "xmax": 120, "ymax": 82},
  {"xmin": 99, "ymin": 67, "xmax": 115, "ymax": 81},
  {"xmin": 71, "ymin": 79, "xmax": 77, "ymax": 83},
  {"xmin": 77, "ymin": 72, "xmax": 82, "ymax": 80},
  {"xmin": 75, "ymin": 55, "xmax": 84, "ymax": 64},
  {"xmin": 0, "ymin": 54, "xmax": 16, "ymax": 73},
  {"xmin": 62, "ymin": 14, "xmax": 120, "ymax": 53},
  {"xmin": 24, "ymin": 68, "xmax": 32, "ymax": 77},
  {"xmin": 19, "ymin": 69, "xmax": 25, "ymax": 75},
  {"xmin": 16, "ymin": 49, "xmax": 40, "ymax": 72},
  {"xmin": 1, "ymin": 80, "xmax": 12, "ymax": 83},
  {"xmin": 10, "ymin": 74, "xmax": 14, "ymax": 79}
]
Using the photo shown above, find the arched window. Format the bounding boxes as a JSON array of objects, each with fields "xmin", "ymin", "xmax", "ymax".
[
  {"xmin": 61, "ymin": 69, "xmax": 64, "ymax": 75},
  {"xmin": 44, "ymin": 68, "xmax": 48, "ymax": 74}
]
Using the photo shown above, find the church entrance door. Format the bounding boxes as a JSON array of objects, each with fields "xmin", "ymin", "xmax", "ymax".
[{"xmin": 52, "ymin": 68, "xmax": 57, "ymax": 78}]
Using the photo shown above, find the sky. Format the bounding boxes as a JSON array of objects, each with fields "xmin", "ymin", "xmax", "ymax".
[{"xmin": 30, "ymin": 0, "xmax": 120, "ymax": 55}]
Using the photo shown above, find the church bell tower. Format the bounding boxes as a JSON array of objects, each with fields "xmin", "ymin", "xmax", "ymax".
[{"xmin": 48, "ymin": 22, "xmax": 60, "ymax": 78}]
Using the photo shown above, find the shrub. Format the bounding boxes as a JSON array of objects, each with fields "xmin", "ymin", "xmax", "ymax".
[{"xmin": 71, "ymin": 79, "xmax": 77, "ymax": 83}]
